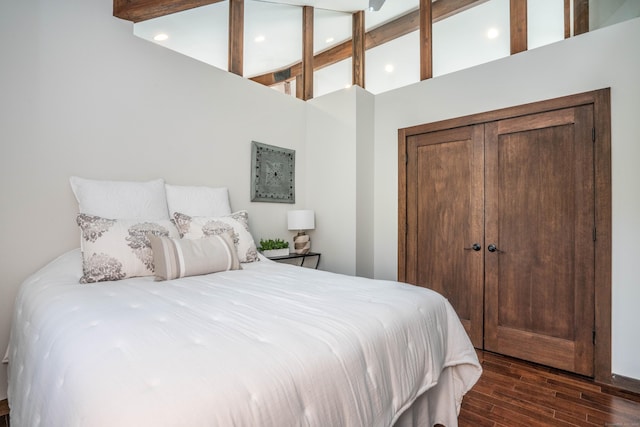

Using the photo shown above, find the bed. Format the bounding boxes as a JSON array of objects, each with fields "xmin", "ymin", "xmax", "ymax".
[{"xmin": 6, "ymin": 178, "xmax": 481, "ymax": 427}]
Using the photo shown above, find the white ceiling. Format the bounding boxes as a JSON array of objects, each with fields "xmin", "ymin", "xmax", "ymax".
[
  {"xmin": 246, "ymin": 0, "xmax": 373, "ymax": 13},
  {"xmin": 132, "ymin": 0, "xmax": 639, "ymax": 97},
  {"xmin": 134, "ymin": 0, "xmax": 421, "ymax": 80}
]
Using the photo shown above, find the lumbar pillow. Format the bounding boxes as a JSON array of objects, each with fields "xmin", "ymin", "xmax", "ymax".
[
  {"xmin": 173, "ymin": 211, "xmax": 259, "ymax": 263},
  {"xmin": 165, "ymin": 184, "xmax": 231, "ymax": 218},
  {"xmin": 76, "ymin": 213, "xmax": 179, "ymax": 283},
  {"xmin": 149, "ymin": 233, "xmax": 241, "ymax": 281},
  {"xmin": 70, "ymin": 176, "xmax": 170, "ymax": 220}
]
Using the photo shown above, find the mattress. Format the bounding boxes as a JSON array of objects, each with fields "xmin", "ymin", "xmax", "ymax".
[{"xmin": 7, "ymin": 249, "xmax": 481, "ymax": 427}]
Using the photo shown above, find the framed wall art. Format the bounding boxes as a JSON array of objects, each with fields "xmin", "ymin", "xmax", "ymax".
[{"xmin": 250, "ymin": 141, "xmax": 295, "ymax": 203}]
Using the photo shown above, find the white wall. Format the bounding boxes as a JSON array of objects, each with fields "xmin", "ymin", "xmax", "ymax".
[
  {"xmin": 355, "ymin": 89, "xmax": 376, "ymax": 278},
  {"xmin": 306, "ymin": 86, "xmax": 375, "ymax": 277},
  {"xmin": 306, "ymin": 88, "xmax": 358, "ymax": 275},
  {"xmin": 373, "ymin": 18, "xmax": 640, "ymax": 380},
  {"xmin": 0, "ymin": 0, "xmax": 309, "ymax": 399}
]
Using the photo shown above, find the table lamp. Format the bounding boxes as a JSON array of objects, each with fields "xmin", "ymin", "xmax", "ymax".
[{"xmin": 287, "ymin": 210, "xmax": 315, "ymax": 254}]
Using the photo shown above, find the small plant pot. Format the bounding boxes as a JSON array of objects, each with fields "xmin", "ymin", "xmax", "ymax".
[{"xmin": 262, "ymin": 248, "xmax": 290, "ymax": 258}]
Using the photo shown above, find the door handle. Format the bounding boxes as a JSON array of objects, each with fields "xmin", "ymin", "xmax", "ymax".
[
  {"xmin": 487, "ymin": 244, "xmax": 504, "ymax": 253},
  {"xmin": 464, "ymin": 243, "xmax": 482, "ymax": 251}
]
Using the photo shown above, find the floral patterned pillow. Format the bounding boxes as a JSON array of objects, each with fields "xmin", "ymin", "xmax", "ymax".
[
  {"xmin": 173, "ymin": 211, "xmax": 259, "ymax": 263},
  {"xmin": 76, "ymin": 213, "xmax": 180, "ymax": 283}
]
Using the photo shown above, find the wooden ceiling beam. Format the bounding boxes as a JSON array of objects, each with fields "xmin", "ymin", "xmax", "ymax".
[
  {"xmin": 113, "ymin": 0, "xmax": 224, "ymax": 23},
  {"xmin": 352, "ymin": 11, "xmax": 366, "ymax": 88},
  {"xmin": 574, "ymin": 0, "xmax": 589, "ymax": 36},
  {"xmin": 420, "ymin": 0, "xmax": 433, "ymax": 80},
  {"xmin": 301, "ymin": 6, "xmax": 314, "ymax": 100},
  {"xmin": 510, "ymin": 0, "xmax": 527, "ymax": 54},
  {"xmin": 366, "ymin": 8, "xmax": 419, "ymax": 50},
  {"xmin": 228, "ymin": 0, "xmax": 244, "ymax": 76},
  {"xmin": 564, "ymin": 0, "xmax": 571, "ymax": 39},
  {"xmin": 250, "ymin": 0, "xmax": 486, "ymax": 87}
]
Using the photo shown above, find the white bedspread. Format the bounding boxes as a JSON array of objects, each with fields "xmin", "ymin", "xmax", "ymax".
[{"xmin": 7, "ymin": 250, "xmax": 481, "ymax": 427}]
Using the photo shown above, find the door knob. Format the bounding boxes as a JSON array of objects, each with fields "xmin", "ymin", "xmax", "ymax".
[
  {"xmin": 487, "ymin": 244, "xmax": 503, "ymax": 253},
  {"xmin": 464, "ymin": 243, "xmax": 482, "ymax": 251}
]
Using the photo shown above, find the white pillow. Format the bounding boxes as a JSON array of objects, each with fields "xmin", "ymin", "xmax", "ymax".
[
  {"xmin": 70, "ymin": 176, "xmax": 169, "ymax": 220},
  {"xmin": 76, "ymin": 213, "xmax": 180, "ymax": 283},
  {"xmin": 165, "ymin": 184, "xmax": 231, "ymax": 217},
  {"xmin": 173, "ymin": 211, "xmax": 259, "ymax": 263}
]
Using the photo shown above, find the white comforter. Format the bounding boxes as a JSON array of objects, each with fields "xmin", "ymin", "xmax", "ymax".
[{"xmin": 7, "ymin": 250, "xmax": 481, "ymax": 427}]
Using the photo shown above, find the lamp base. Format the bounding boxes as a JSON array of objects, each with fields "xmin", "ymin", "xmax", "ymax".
[{"xmin": 293, "ymin": 231, "xmax": 311, "ymax": 254}]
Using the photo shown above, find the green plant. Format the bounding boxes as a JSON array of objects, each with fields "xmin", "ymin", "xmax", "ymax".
[{"xmin": 259, "ymin": 238, "xmax": 289, "ymax": 251}]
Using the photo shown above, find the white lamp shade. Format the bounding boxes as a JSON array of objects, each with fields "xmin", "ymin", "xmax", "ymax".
[{"xmin": 287, "ymin": 210, "xmax": 315, "ymax": 231}]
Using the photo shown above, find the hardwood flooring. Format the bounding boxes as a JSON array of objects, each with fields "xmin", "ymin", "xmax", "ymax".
[
  {"xmin": 0, "ymin": 399, "xmax": 8, "ymax": 427},
  {"xmin": 461, "ymin": 350, "xmax": 640, "ymax": 426}
]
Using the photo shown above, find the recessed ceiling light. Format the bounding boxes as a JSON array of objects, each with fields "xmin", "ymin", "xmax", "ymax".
[
  {"xmin": 153, "ymin": 33, "xmax": 169, "ymax": 42},
  {"xmin": 254, "ymin": 35, "xmax": 266, "ymax": 43},
  {"xmin": 385, "ymin": 64, "xmax": 394, "ymax": 73},
  {"xmin": 487, "ymin": 28, "xmax": 499, "ymax": 39},
  {"xmin": 325, "ymin": 37, "xmax": 334, "ymax": 44}
]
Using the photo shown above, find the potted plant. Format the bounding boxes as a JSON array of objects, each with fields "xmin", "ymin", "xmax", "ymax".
[{"xmin": 258, "ymin": 238, "xmax": 290, "ymax": 258}]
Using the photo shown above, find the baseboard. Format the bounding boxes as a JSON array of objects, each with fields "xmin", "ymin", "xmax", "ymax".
[
  {"xmin": 0, "ymin": 399, "xmax": 7, "ymax": 417},
  {"xmin": 610, "ymin": 373, "xmax": 640, "ymax": 395}
]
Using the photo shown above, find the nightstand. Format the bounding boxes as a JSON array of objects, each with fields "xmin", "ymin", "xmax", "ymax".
[{"xmin": 267, "ymin": 252, "xmax": 321, "ymax": 269}]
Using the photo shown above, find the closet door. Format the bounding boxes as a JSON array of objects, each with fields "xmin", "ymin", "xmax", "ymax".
[
  {"xmin": 484, "ymin": 105, "xmax": 595, "ymax": 376},
  {"xmin": 405, "ymin": 125, "xmax": 484, "ymax": 347}
]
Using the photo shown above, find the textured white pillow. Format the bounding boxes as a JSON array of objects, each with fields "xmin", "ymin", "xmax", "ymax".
[
  {"xmin": 70, "ymin": 176, "xmax": 170, "ymax": 220},
  {"xmin": 173, "ymin": 211, "xmax": 259, "ymax": 263},
  {"xmin": 165, "ymin": 184, "xmax": 231, "ymax": 217},
  {"xmin": 76, "ymin": 213, "xmax": 180, "ymax": 283}
]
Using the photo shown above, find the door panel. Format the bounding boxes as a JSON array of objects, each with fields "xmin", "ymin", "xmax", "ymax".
[
  {"xmin": 484, "ymin": 106, "xmax": 595, "ymax": 376},
  {"xmin": 406, "ymin": 126, "xmax": 484, "ymax": 347}
]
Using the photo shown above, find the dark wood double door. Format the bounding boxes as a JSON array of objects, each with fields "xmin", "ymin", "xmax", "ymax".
[{"xmin": 399, "ymin": 94, "xmax": 607, "ymax": 377}]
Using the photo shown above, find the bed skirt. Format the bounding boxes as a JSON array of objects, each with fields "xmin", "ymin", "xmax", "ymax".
[{"xmin": 394, "ymin": 363, "xmax": 475, "ymax": 427}]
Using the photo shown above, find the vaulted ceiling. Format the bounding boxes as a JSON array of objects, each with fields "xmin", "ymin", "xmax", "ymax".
[{"xmin": 113, "ymin": 0, "xmax": 595, "ymax": 100}]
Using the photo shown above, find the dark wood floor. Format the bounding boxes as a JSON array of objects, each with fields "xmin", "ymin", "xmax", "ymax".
[
  {"xmin": 461, "ymin": 350, "xmax": 640, "ymax": 426},
  {"xmin": 1, "ymin": 353, "xmax": 639, "ymax": 427},
  {"xmin": 0, "ymin": 398, "xmax": 8, "ymax": 427}
]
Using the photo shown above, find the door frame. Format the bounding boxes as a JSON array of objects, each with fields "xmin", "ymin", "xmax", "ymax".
[{"xmin": 398, "ymin": 88, "xmax": 611, "ymax": 384}]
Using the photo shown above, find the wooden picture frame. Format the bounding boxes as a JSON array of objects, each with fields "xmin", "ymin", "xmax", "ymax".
[{"xmin": 251, "ymin": 141, "xmax": 295, "ymax": 203}]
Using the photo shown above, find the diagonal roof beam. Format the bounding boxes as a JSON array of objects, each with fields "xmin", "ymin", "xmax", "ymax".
[
  {"xmin": 250, "ymin": 0, "xmax": 487, "ymax": 86},
  {"xmin": 113, "ymin": 0, "xmax": 225, "ymax": 23}
]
